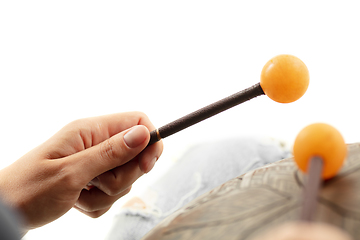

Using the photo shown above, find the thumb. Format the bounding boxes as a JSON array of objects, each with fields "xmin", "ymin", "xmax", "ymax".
[{"xmin": 64, "ymin": 125, "xmax": 150, "ymax": 185}]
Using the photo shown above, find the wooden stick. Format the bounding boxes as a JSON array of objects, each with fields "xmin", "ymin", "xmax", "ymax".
[
  {"xmin": 300, "ymin": 156, "xmax": 323, "ymax": 221},
  {"xmin": 147, "ymin": 83, "xmax": 265, "ymax": 146}
]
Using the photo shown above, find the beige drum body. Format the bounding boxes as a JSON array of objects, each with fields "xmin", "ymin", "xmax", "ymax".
[{"xmin": 143, "ymin": 143, "xmax": 360, "ymax": 240}]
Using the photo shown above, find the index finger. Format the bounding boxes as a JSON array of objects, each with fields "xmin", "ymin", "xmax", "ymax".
[{"xmin": 83, "ymin": 111, "xmax": 157, "ymax": 146}]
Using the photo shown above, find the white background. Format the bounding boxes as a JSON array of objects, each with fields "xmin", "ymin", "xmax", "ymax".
[{"xmin": 0, "ymin": 1, "xmax": 360, "ymax": 239}]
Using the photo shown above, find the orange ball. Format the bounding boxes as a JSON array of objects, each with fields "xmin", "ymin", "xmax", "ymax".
[
  {"xmin": 293, "ymin": 123, "xmax": 347, "ymax": 179},
  {"xmin": 260, "ymin": 54, "xmax": 309, "ymax": 103}
]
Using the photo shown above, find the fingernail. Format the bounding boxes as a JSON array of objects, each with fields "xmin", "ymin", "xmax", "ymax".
[
  {"xmin": 124, "ymin": 126, "xmax": 148, "ymax": 148},
  {"xmin": 146, "ymin": 157, "xmax": 157, "ymax": 173}
]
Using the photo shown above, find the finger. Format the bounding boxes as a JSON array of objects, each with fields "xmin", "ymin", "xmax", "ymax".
[
  {"xmin": 138, "ymin": 140, "xmax": 163, "ymax": 173},
  {"xmin": 74, "ymin": 112, "xmax": 157, "ymax": 146},
  {"xmin": 74, "ymin": 186, "xmax": 132, "ymax": 217},
  {"xmin": 63, "ymin": 125, "xmax": 150, "ymax": 186},
  {"xmin": 91, "ymin": 140, "xmax": 163, "ymax": 196},
  {"xmin": 90, "ymin": 139, "xmax": 162, "ymax": 196},
  {"xmin": 72, "ymin": 128, "xmax": 162, "ymax": 194},
  {"xmin": 74, "ymin": 205, "xmax": 112, "ymax": 218},
  {"xmin": 90, "ymin": 158, "xmax": 143, "ymax": 196},
  {"xmin": 91, "ymin": 111, "xmax": 156, "ymax": 137}
]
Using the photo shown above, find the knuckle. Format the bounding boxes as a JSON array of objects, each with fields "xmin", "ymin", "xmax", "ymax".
[
  {"xmin": 88, "ymin": 211, "xmax": 104, "ymax": 218},
  {"xmin": 77, "ymin": 201, "xmax": 94, "ymax": 212},
  {"xmin": 99, "ymin": 138, "xmax": 120, "ymax": 162},
  {"xmin": 103, "ymin": 184, "xmax": 121, "ymax": 196},
  {"xmin": 122, "ymin": 186, "xmax": 132, "ymax": 195},
  {"xmin": 98, "ymin": 173, "xmax": 133, "ymax": 196},
  {"xmin": 133, "ymin": 111, "xmax": 149, "ymax": 123},
  {"xmin": 66, "ymin": 118, "xmax": 86, "ymax": 129},
  {"xmin": 103, "ymin": 182, "xmax": 125, "ymax": 196},
  {"xmin": 106, "ymin": 185, "xmax": 132, "ymax": 197},
  {"xmin": 88, "ymin": 208, "xmax": 110, "ymax": 218},
  {"xmin": 107, "ymin": 189, "xmax": 120, "ymax": 197},
  {"xmin": 138, "ymin": 111, "xmax": 148, "ymax": 119},
  {"xmin": 56, "ymin": 161, "xmax": 86, "ymax": 189},
  {"xmin": 76, "ymin": 195, "xmax": 109, "ymax": 213},
  {"xmin": 133, "ymin": 111, "xmax": 147, "ymax": 117},
  {"xmin": 108, "ymin": 186, "xmax": 122, "ymax": 196},
  {"xmin": 97, "ymin": 171, "xmax": 123, "ymax": 196}
]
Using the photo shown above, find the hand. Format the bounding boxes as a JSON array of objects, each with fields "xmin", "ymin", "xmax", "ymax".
[
  {"xmin": 251, "ymin": 222, "xmax": 352, "ymax": 240},
  {"xmin": 0, "ymin": 112, "xmax": 163, "ymax": 231}
]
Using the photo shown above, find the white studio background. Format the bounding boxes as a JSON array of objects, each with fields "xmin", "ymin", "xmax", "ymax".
[{"xmin": 0, "ymin": 1, "xmax": 359, "ymax": 240}]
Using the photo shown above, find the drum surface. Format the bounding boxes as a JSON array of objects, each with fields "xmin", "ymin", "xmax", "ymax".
[{"xmin": 143, "ymin": 143, "xmax": 360, "ymax": 240}]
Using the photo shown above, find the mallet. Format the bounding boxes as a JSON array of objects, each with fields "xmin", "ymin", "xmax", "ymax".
[
  {"xmin": 148, "ymin": 54, "xmax": 310, "ymax": 146},
  {"xmin": 293, "ymin": 123, "xmax": 347, "ymax": 221}
]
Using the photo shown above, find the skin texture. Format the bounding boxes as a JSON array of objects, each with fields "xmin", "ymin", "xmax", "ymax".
[
  {"xmin": 250, "ymin": 222, "xmax": 353, "ymax": 240},
  {"xmin": 0, "ymin": 112, "xmax": 163, "ymax": 232}
]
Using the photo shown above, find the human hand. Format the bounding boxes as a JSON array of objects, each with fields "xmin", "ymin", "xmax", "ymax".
[
  {"xmin": 251, "ymin": 222, "xmax": 352, "ymax": 240},
  {"xmin": 0, "ymin": 112, "xmax": 163, "ymax": 231}
]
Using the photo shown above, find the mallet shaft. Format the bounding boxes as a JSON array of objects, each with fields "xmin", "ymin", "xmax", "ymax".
[
  {"xmin": 301, "ymin": 156, "xmax": 323, "ymax": 222},
  {"xmin": 148, "ymin": 83, "xmax": 265, "ymax": 146}
]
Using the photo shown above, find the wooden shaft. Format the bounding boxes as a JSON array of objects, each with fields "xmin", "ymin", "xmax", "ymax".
[
  {"xmin": 148, "ymin": 83, "xmax": 265, "ymax": 146},
  {"xmin": 300, "ymin": 156, "xmax": 323, "ymax": 222}
]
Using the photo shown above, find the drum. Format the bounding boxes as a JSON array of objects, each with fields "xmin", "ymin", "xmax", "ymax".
[{"xmin": 142, "ymin": 143, "xmax": 360, "ymax": 240}]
